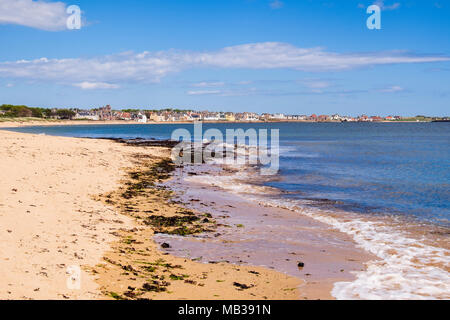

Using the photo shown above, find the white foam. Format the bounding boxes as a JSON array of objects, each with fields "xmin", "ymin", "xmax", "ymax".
[
  {"xmin": 278, "ymin": 200, "xmax": 450, "ymax": 300},
  {"xmin": 185, "ymin": 170, "xmax": 272, "ymax": 195},
  {"xmin": 186, "ymin": 170, "xmax": 450, "ymax": 300}
]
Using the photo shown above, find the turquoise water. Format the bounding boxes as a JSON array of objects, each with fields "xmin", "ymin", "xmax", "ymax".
[{"xmin": 5, "ymin": 122, "xmax": 450, "ymax": 227}]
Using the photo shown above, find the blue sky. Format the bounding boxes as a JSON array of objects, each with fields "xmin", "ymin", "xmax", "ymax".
[{"xmin": 0, "ymin": 0, "xmax": 449, "ymax": 116}]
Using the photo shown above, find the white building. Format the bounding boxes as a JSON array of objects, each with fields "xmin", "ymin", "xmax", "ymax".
[
  {"xmin": 204, "ymin": 115, "xmax": 220, "ymax": 121},
  {"xmin": 271, "ymin": 113, "xmax": 286, "ymax": 120},
  {"xmin": 136, "ymin": 112, "xmax": 147, "ymax": 123},
  {"xmin": 74, "ymin": 112, "xmax": 99, "ymax": 121}
]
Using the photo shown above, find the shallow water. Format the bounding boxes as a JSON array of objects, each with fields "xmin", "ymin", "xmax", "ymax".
[
  {"xmin": 181, "ymin": 164, "xmax": 450, "ymax": 299},
  {"xmin": 6, "ymin": 122, "xmax": 449, "ymax": 226}
]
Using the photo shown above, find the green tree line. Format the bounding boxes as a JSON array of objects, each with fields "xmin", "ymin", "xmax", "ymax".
[{"xmin": 0, "ymin": 105, "xmax": 75, "ymax": 119}]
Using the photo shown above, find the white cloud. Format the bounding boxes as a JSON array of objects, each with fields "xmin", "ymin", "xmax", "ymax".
[
  {"xmin": 0, "ymin": 0, "xmax": 69, "ymax": 31},
  {"xmin": 187, "ymin": 90, "xmax": 222, "ymax": 96},
  {"xmin": 193, "ymin": 43, "xmax": 449, "ymax": 71},
  {"xmin": 379, "ymin": 85, "xmax": 404, "ymax": 93},
  {"xmin": 373, "ymin": 0, "xmax": 401, "ymax": 11},
  {"xmin": 0, "ymin": 42, "xmax": 448, "ymax": 87},
  {"xmin": 302, "ymin": 80, "xmax": 331, "ymax": 89},
  {"xmin": 6, "ymin": 83, "xmax": 14, "ymax": 87},
  {"xmin": 192, "ymin": 81, "xmax": 225, "ymax": 88},
  {"xmin": 359, "ymin": 1, "xmax": 400, "ymax": 10},
  {"xmin": 300, "ymin": 79, "xmax": 332, "ymax": 93},
  {"xmin": 73, "ymin": 82, "xmax": 120, "ymax": 90}
]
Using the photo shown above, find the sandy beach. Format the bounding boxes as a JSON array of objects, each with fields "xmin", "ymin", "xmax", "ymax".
[
  {"xmin": 0, "ymin": 129, "xmax": 303, "ymax": 300},
  {"xmin": 2, "ymin": 122, "xmax": 447, "ymax": 300},
  {"xmin": 2, "ymin": 0, "xmax": 448, "ymax": 304}
]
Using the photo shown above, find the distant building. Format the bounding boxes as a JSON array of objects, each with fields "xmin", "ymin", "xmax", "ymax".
[
  {"xmin": 136, "ymin": 112, "xmax": 147, "ymax": 123},
  {"xmin": 62, "ymin": 105, "xmax": 397, "ymax": 125},
  {"xmin": 271, "ymin": 113, "xmax": 286, "ymax": 120},
  {"xmin": 286, "ymin": 115, "xmax": 307, "ymax": 121},
  {"xmin": 74, "ymin": 110, "xmax": 99, "ymax": 121},
  {"xmin": 225, "ymin": 113, "xmax": 236, "ymax": 121},
  {"xmin": 243, "ymin": 112, "xmax": 260, "ymax": 121},
  {"xmin": 97, "ymin": 105, "xmax": 113, "ymax": 121},
  {"xmin": 148, "ymin": 112, "xmax": 163, "ymax": 122},
  {"xmin": 112, "ymin": 111, "xmax": 131, "ymax": 121},
  {"xmin": 203, "ymin": 112, "xmax": 220, "ymax": 121},
  {"xmin": 358, "ymin": 114, "xmax": 370, "ymax": 122},
  {"xmin": 341, "ymin": 116, "xmax": 356, "ymax": 122}
]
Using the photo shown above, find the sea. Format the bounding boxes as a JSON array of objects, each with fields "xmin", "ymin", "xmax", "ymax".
[{"xmin": 5, "ymin": 122, "xmax": 449, "ymax": 299}]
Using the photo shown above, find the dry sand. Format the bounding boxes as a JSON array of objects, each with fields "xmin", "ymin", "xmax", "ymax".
[
  {"xmin": 0, "ymin": 130, "xmax": 301, "ymax": 300},
  {"xmin": 0, "ymin": 119, "xmax": 141, "ymax": 128},
  {"xmin": 0, "ymin": 130, "xmax": 141, "ymax": 299}
]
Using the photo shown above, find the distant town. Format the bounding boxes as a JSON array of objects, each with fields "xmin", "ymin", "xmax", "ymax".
[{"xmin": 1, "ymin": 104, "xmax": 449, "ymax": 123}]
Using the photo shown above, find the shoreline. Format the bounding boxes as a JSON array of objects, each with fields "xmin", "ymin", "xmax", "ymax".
[
  {"xmin": 159, "ymin": 164, "xmax": 375, "ymax": 300},
  {"xmin": 2, "ymin": 128, "xmax": 447, "ymax": 299},
  {"xmin": 180, "ymin": 163, "xmax": 450, "ymax": 299},
  {"xmin": 0, "ymin": 130, "xmax": 302, "ymax": 300},
  {"xmin": 0, "ymin": 119, "xmax": 437, "ymax": 129},
  {"xmin": 93, "ymin": 148, "xmax": 303, "ymax": 300}
]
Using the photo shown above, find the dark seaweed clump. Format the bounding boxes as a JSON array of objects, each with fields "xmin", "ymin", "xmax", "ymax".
[
  {"xmin": 121, "ymin": 159, "xmax": 175, "ymax": 199},
  {"xmin": 145, "ymin": 215, "xmax": 200, "ymax": 227},
  {"xmin": 144, "ymin": 214, "xmax": 211, "ymax": 236}
]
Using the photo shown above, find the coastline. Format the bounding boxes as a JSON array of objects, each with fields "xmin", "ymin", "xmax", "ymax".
[
  {"xmin": 0, "ymin": 130, "xmax": 302, "ymax": 300},
  {"xmin": 159, "ymin": 165, "xmax": 375, "ymax": 299},
  {"xmin": 178, "ymin": 162, "xmax": 450, "ymax": 299},
  {"xmin": 0, "ymin": 124, "xmax": 448, "ymax": 299},
  {"xmin": 0, "ymin": 119, "xmax": 434, "ymax": 129}
]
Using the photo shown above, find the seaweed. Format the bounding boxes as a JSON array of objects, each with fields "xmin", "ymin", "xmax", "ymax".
[
  {"xmin": 141, "ymin": 280, "xmax": 170, "ymax": 292},
  {"xmin": 144, "ymin": 215, "xmax": 199, "ymax": 227}
]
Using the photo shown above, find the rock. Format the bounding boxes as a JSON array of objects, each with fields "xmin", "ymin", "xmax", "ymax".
[
  {"xmin": 161, "ymin": 243, "xmax": 171, "ymax": 249},
  {"xmin": 297, "ymin": 262, "xmax": 305, "ymax": 269},
  {"xmin": 233, "ymin": 282, "xmax": 254, "ymax": 290}
]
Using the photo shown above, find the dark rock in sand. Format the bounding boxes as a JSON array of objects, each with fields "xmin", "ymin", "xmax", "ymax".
[
  {"xmin": 233, "ymin": 282, "xmax": 254, "ymax": 290},
  {"xmin": 297, "ymin": 262, "xmax": 305, "ymax": 269},
  {"xmin": 161, "ymin": 243, "xmax": 171, "ymax": 249}
]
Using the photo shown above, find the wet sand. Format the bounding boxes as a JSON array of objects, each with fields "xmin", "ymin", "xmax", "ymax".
[
  {"xmin": 157, "ymin": 166, "xmax": 375, "ymax": 300},
  {"xmin": 2, "ymin": 122, "xmax": 448, "ymax": 299},
  {"xmin": 168, "ymin": 165, "xmax": 449, "ymax": 300}
]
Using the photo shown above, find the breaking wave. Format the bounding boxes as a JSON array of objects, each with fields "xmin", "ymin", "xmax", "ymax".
[{"xmin": 184, "ymin": 168, "xmax": 450, "ymax": 300}]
